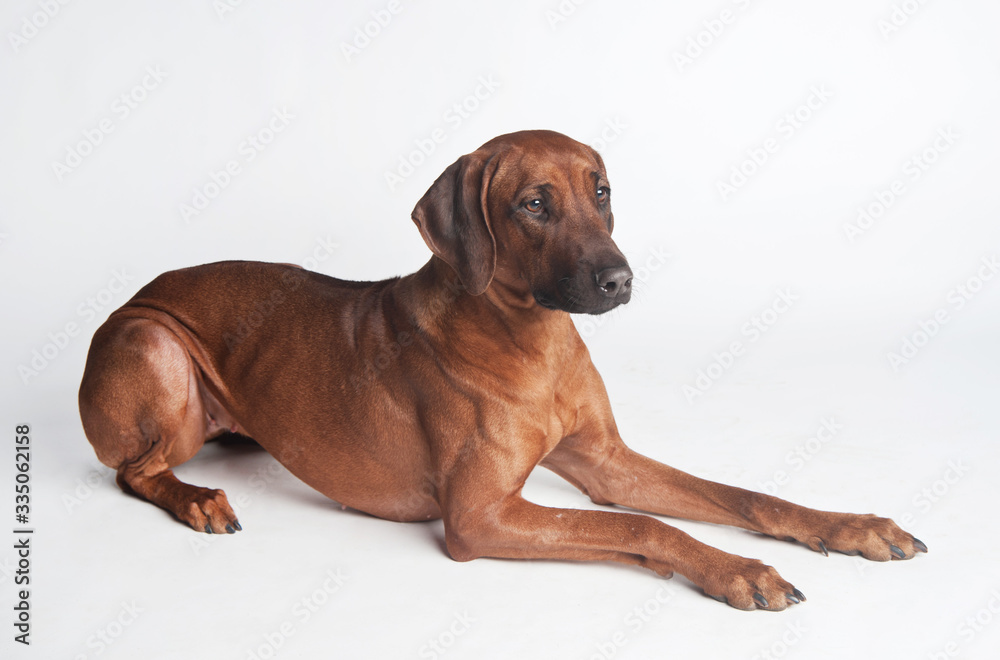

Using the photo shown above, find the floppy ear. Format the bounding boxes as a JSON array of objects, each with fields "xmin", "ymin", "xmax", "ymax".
[{"xmin": 411, "ymin": 152, "xmax": 498, "ymax": 296}]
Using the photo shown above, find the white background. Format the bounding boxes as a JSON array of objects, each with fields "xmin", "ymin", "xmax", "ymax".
[{"xmin": 2, "ymin": 0, "xmax": 999, "ymax": 658}]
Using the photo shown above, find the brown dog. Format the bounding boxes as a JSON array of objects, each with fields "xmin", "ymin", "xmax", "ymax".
[{"xmin": 79, "ymin": 130, "xmax": 925, "ymax": 610}]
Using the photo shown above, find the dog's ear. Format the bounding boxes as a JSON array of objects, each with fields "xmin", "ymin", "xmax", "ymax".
[{"xmin": 411, "ymin": 152, "xmax": 498, "ymax": 296}]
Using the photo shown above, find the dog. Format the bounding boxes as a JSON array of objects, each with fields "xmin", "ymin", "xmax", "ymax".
[{"xmin": 79, "ymin": 129, "xmax": 925, "ymax": 610}]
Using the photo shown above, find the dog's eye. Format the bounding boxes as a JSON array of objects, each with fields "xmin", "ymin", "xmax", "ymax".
[
  {"xmin": 596, "ymin": 187, "xmax": 610, "ymax": 202},
  {"xmin": 525, "ymin": 199, "xmax": 544, "ymax": 213}
]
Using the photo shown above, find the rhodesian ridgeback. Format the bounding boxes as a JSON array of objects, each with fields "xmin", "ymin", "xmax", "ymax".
[{"xmin": 79, "ymin": 129, "xmax": 926, "ymax": 610}]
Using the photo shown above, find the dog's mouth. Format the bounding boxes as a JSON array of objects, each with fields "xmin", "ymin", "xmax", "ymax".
[{"xmin": 533, "ymin": 281, "xmax": 631, "ymax": 315}]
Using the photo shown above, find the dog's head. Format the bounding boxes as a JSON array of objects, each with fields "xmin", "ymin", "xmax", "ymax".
[{"xmin": 412, "ymin": 130, "xmax": 632, "ymax": 315}]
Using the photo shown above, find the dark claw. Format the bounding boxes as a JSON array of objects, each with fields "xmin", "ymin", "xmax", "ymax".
[
  {"xmin": 913, "ymin": 538, "xmax": 928, "ymax": 553},
  {"xmin": 204, "ymin": 524, "xmax": 213, "ymax": 534},
  {"xmin": 818, "ymin": 540, "xmax": 829, "ymax": 557},
  {"xmin": 786, "ymin": 592, "xmax": 801, "ymax": 604},
  {"xmin": 889, "ymin": 544, "xmax": 905, "ymax": 559},
  {"xmin": 753, "ymin": 593, "xmax": 769, "ymax": 609},
  {"xmin": 233, "ymin": 520, "xmax": 243, "ymax": 532},
  {"xmin": 793, "ymin": 588, "xmax": 806, "ymax": 602},
  {"xmin": 709, "ymin": 594, "xmax": 728, "ymax": 603},
  {"xmin": 225, "ymin": 524, "xmax": 235, "ymax": 534}
]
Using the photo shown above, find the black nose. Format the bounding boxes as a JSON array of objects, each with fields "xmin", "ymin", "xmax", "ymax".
[{"xmin": 595, "ymin": 265, "xmax": 633, "ymax": 298}]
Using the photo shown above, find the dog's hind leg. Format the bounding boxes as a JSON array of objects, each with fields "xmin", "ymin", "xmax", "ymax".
[{"xmin": 79, "ymin": 316, "xmax": 240, "ymax": 534}]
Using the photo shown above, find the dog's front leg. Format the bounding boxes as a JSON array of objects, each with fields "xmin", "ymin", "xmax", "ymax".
[
  {"xmin": 437, "ymin": 458, "xmax": 804, "ymax": 610},
  {"xmin": 545, "ymin": 438, "xmax": 928, "ymax": 562}
]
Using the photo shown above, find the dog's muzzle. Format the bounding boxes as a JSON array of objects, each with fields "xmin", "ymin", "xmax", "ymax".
[{"xmin": 536, "ymin": 262, "xmax": 633, "ymax": 315}]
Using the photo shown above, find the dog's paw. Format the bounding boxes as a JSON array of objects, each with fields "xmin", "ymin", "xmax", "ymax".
[
  {"xmin": 702, "ymin": 556, "xmax": 805, "ymax": 611},
  {"xmin": 804, "ymin": 513, "xmax": 926, "ymax": 561},
  {"xmin": 175, "ymin": 485, "xmax": 242, "ymax": 535}
]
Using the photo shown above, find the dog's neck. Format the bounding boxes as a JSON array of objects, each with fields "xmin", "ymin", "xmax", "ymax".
[{"xmin": 397, "ymin": 257, "xmax": 579, "ymax": 359}]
